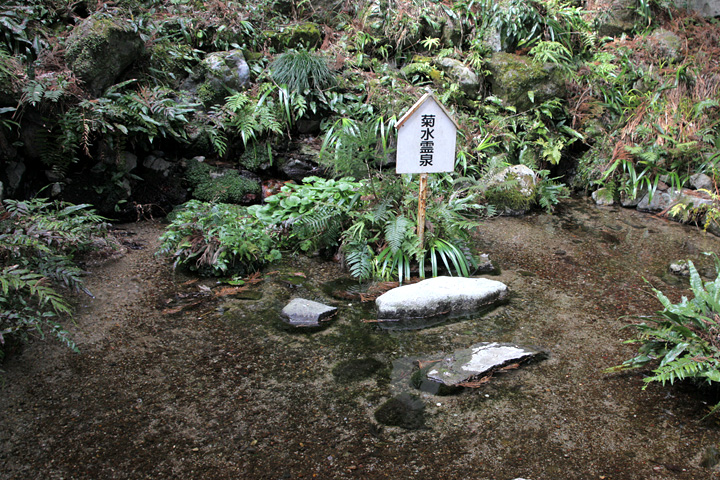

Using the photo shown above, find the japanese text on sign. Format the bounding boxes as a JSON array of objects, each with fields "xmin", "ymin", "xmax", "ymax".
[
  {"xmin": 420, "ymin": 114, "xmax": 435, "ymax": 167},
  {"xmin": 395, "ymin": 93, "xmax": 457, "ymax": 174}
]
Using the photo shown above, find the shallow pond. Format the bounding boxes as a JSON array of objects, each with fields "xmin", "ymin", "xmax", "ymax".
[{"xmin": 2, "ymin": 198, "xmax": 720, "ymax": 479}]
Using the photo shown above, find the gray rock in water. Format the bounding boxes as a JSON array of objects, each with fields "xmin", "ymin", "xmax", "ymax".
[
  {"xmin": 637, "ymin": 189, "xmax": 682, "ymax": 212},
  {"xmin": 281, "ymin": 298, "xmax": 337, "ymax": 327},
  {"xmin": 424, "ymin": 342, "xmax": 544, "ymax": 388},
  {"xmin": 376, "ymin": 276, "xmax": 507, "ymax": 319}
]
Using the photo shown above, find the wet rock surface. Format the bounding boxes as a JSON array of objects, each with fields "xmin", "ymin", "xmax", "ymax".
[
  {"xmin": 376, "ymin": 276, "xmax": 508, "ymax": 319},
  {"xmin": 420, "ymin": 342, "xmax": 545, "ymax": 389},
  {"xmin": 374, "ymin": 393, "xmax": 426, "ymax": 430},
  {"xmin": 281, "ymin": 298, "xmax": 337, "ymax": 326}
]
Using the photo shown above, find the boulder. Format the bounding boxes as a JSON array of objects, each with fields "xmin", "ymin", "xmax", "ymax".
[
  {"xmin": 636, "ymin": 188, "xmax": 681, "ymax": 213},
  {"xmin": 592, "ymin": 187, "xmax": 615, "ymax": 206},
  {"xmin": 281, "ymin": 298, "xmax": 337, "ymax": 327},
  {"xmin": 689, "ymin": 173, "xmax": 714, "ymax": 191},
  {"xmin": 65, "ymin": 13, "xmax": 145, "ymax": 96},
  {"xmin": 646, "ymin": 28, "xmax": 683, "ymax": 63},
  {"xmin": 181, "ymin": 49, "xmax": 250, "ymax": 106},
  {"xmin": 486, "ymin": 53, "xmax": 563, "ymax": 111},
  {"xmin": 436, "ymin": 58, "xmax": 480, "ymax": 99},
  {"xmin": 419, "ymin": 342, "xmax": 545, "ymax": 389},
  {"xmin": 637, "ymin": 187, "xmax": 713, "ymax": 214},
  {"xmin": 686, "ymin": 0, "xmax": 720, "ymax": 17},
  {"xmin": 594, "ymin": 0, "xmax": 638, "ymax": 37},
  {"xmin": 376, "ymin": 276, "xmax": 508, "ymax": 319},
  {"xmin": 277, "ymin": 156, "xmax": 322, "ymax": 182},
  {"xmin": 485, "ymin": 164, "xmax": 538, "ymax": 215}
]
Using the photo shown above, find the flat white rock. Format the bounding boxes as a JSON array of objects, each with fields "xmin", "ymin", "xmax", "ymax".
[
  {"xmin": 376, "ymin": 276, "xmax": 507, "ymax": 319},
  {"xmin": 426, "ymin": 342, "xmax": 543, "ymax": 387}
]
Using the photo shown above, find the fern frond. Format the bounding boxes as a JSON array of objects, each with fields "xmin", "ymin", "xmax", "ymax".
[{"xmin": 385, "ymin": 215, "xmax": 411, "ymax": 253}]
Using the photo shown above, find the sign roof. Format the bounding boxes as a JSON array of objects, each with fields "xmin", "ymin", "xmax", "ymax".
[{"xmin": 396, "ymin": 92, "xmax": 459, "ymax": 130}]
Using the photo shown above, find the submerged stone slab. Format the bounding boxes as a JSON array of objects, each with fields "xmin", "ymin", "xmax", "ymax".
[
  {"xmin": 375, "ymin": 276, "xmax": 507, "ymax": 319},
  {"xmin": 281, "ymin": 298, "xmax": 337, "ymax": 327},
  {"xmin": 425, "ymin": 342, "xmax": 544, "ymax": 387}
]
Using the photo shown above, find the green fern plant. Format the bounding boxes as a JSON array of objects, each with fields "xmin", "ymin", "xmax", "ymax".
[
  {"xmin": 610, "ymin": 253, "xmax": 720, "ymax": 414},
  {"xmin": 0, "ymin": 197, "xmax": 110, "ymax": 359}
]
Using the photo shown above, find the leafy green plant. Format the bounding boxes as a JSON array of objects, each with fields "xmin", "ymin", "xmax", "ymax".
[
  {"xmin": 158, "ymin": 200, "xmax": 281, "ymax": 276},
  {"xmin": 340, "ymin": 175, "xmax": 481, "ymax": 283},
  {"xmin": 249, "ymin": 176, "xmax": 362, "ymax": 253},
  {"xmin": 610, "ymin": 253, "xmax": 720, "ymax": 414},
  {"xmin": 185, "ymin": 158, "xmax": 260, "ymax": 204},
  {"xmin": 0, "ymin": 197, "xmax": 110, "ymax": 359},
  {"xmin": 320, "ymin": 115, "xmax": 396, "ymax": 178}
]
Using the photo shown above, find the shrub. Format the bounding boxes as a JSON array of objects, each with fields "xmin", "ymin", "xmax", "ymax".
[
  {"xmin": 249, "ymin": 176, "xmax": 362, "ymax": 253},
  {"xmin": 185, "ymin": 158, "xmax": 260, "ymax": 204},
  {"xmin": 0, "ymin": 198, "xmax": 110, "ymax": 359},
  {"xmin": 611, "ymin": 253, "xmax": 720, "ymax": 414},
  {"xmin": 158, "ymin": 200, "xmax": 281, "ymax": 276}
]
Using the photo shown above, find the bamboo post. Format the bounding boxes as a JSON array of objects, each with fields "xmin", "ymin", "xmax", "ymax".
[{"xmin": 417, "ymin": 173, "xmax": 428, "ymax": 248}]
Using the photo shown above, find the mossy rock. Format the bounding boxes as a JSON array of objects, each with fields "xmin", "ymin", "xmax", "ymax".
[
  {"xmin": 484, "ymin": 164, "xmax": 538, "ymax": 215},
  {"xmin": 270, "ymin": 22, "xmax": 322, "ymax": 50},
  {"xmin": 374, "ymin": 393, "xmax": 425, "ymax": 430},
  {"xmin": 148, "ymin": 41, "xmax": 197, "ymax": 85},
  {"xmin": 0, "ymin": 54, "xmax": 23, "ymax": 106},
  {"xmin": 486, "ymin": 52, "xmax": 563, "ymax": 111},
  {"xmin": 180, "ymin": 49, "xmax": 250, "ymax": 106},
  {"xmin": 594, "ymin": 0, "xmax": 638, "ymax": 37},
  {"xmin": 65, "ymin": 13, "xmax": 145, "ymax": 96}
]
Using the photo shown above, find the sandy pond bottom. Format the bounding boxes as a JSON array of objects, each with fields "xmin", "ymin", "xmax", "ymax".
[{"xmin": 3, "ymin": 198, "xmax": 720, "ymax": 479}]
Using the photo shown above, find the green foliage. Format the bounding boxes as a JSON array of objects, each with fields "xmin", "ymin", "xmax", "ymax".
[
  {"xmin": 249, "ymin": 176, "xmax": 362, "ymax": 252},
  {"xmin": 340, "ymin": 176, "xmax": 481, "ymax": 283},
  {"xmin": 0, "ymin": 197, "xmax": 110, "ymax": 359},
  {"xmin": 611, "ymin": 254, "xmax": 720, "ymax": 414},
  {"xmin": 185, "ymin": 158, "xmax": 260, "ymax": 204},
  {"xmin": 270, "ymin": 49, "xmax": 333, "ymax": 93},
  {"xmin": 209, "ymin": 87, "xmax": 286, "ymax": 155},
  {"xmin": 158, "ymin": 200, "xmax": 281, "ymax": 276},
  {"xmin": 320, "ymin": 115, "xmax": 396, "ymax": 178}
]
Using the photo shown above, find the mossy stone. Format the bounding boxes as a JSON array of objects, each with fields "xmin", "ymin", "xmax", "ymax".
[
  {"xmin": 374, "ymin": 393, "xmax": 425, "ymax": 430},
  {"xmin": 65, "ymin": 13, "xmax": 145, "ymax": 96},
  {"xmin": 0, "ymin": 55, "xmax": 22, "ymax": 106},
  {"xmin": 332, "ymin": 358, "xmax": 386, "ymax": 383},
  {"xmin": 278, "ymin": 22, "xmax": 322, "ymax": 49},
  {"xmin": 486, "ymin": 52, "xmax": 562, "ymax": 111}
]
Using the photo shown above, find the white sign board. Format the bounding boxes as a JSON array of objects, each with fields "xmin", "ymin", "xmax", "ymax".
[{"xmin": 395, "ymin": 94, "xmax": 457, "ymax": 174}]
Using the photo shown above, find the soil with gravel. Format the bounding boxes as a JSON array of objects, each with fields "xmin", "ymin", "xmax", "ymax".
[{"xmin": 3, "ymin": 198, "xmax": 720, "ymax": 480}]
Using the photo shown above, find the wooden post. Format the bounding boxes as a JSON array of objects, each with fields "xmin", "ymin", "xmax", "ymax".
[{"xmin": 417, "ymin": 173, "xmax": 428, "ymax": 248}]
